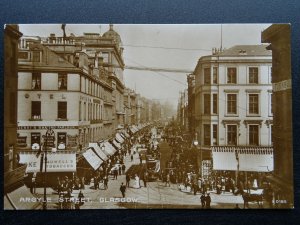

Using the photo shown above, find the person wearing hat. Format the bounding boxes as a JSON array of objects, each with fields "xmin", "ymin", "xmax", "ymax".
[{"xmin": 205, "ymin": 193, "xmax": 211, "ymax": 209}]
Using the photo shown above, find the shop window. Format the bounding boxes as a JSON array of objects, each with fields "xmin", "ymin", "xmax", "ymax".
[
  {"xmin": 57, "ymin": 132, "xmax": 67, "ymax": 150},
  {"xmin": 31, "ymin": 133, "xmax": 41, "ymax": 150}
]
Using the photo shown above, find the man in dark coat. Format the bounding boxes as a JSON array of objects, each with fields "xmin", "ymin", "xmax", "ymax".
[
  {"xmin": 103, "ymin": 176, "xmax": 108, "ymax": 190},
  {"xmin": 205, "ymin": 193, "xmax": 211, "ymax": 209},
  {"xmin": 114, "ymin": 169, "xmax": 118, "ymax": 180},
  {"xmin": 120, "ymin": 182, "xmax": 126, "ymax": 198},
  {"xmin": 126, "ymin": 174, "xmax": 130, "ymax": 187},
  {"xmin": 143, "ymin": 172, "xmax": 148, "ymax": 187},
  {"xmin": 122, "ymin": 164, "xmax": 126, "ymax": 175},
  {"xmin": 200, "ymin": 193, "xmax": 206, "ymax": 208}
]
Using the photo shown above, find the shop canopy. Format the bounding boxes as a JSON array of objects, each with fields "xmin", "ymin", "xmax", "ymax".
[
  {"xmin": 119, "ymin": 132, "xmax": 127, "ymax": 139},
  {"xmin": 122, "ymin": 131, "xmax": 130, "ymax": 138},
  {"xmin": 115, "ymin": 133, "xmax": 125, "ymax": 143},
  {"xmin": 88, "ymin": 143, "xmax": 108, "ymax": 161},
  {"xmin": 112, "ymin": 139, "xmax": 122, "ymax": 150},
  {"xmin": 129, "ymin": 126, "xmax": 137, "ymax": 134},
  {"xmin": 83, "ymin": 148, "xmax": 103, "ymax": 170},
  {"xmin": 103, "ymin": 141, "xmax": 117, "ymax": 155},
  {"xmin": 19, "ymin": 151, "xmax": 76, "ymax": 173},
  {"xmin": 211, "ymin": 146, "xmax": 274, "ymax": 172}
]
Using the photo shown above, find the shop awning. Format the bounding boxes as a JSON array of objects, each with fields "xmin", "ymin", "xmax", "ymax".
[
  {"xmin": 119, "ymin": 132, "xmax": 127, "ymax": 139},
  {"xmin": 103, "ymin": 141, "xmax": 117, "ymax": 155},
  {"xmin": 112, "ymin": 139, "xmax": 122, "ymax": 150},
  {"xmin": 4, "ymin": 185, "xmax": 42, "ymax": 210},
  {"xmin": 83, "ymin": 148, "xmax": 103, "ymax": 170},
  {"xmin": 19, "ymin": 151, "xmax": 76, "ymax": 173},
  {"xmin": 211, "ymin": 146, "xmax": 274, "ymax": 172},
  {"xmin": 130, "ymin": 126, "xmax": 138, "ymax": 134},
  {"xmin": 88, "ymin": 143, "xmax": 108, "ymax": 161},
  {"xmin": 122, "ymin": 131, "xmax": 130, "ymax": 138},
  {"xmin": 115, "ymin": 133, "xmax": 125, "ymax": 143},
  {"xmin": 134, "ymin": 125, "xmax": 139, "ymax": 132}
]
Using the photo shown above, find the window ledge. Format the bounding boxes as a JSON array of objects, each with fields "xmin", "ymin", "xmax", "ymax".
[
  {"xmin": 224, "ymin": 114, "xmax": 239, "ymax": 117},
  {"xmin": 56, "ymin": 118, "xmax": 68, "ymax": 121},
  {"xmin": 29, "ymin": 118, "xmax": 42, "ymax": 121},
  {"xmin": 246, "ymin": 114, "xmax": 261, "ymax": 117}
]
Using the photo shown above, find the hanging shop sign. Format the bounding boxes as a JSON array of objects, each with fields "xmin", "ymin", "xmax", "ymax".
[
  {"xmin": 19, "ymin": 152, "xmax": 76, "ymax": 173},
  {"xmin": 201, "ymin": 160, "xmax": 212, "ymax": 180},
  {"xmin": 18, "ymin": 126, "xmax": 78, "ymax": 130},
  {"xmin": 17, "ymin": 136, "xmax": 27, "ymax": 148},
  {"xmin": 57, "ymin": 133, "xmax": 67, "ymax": 150},
  {"xmin": 31, "ymin": 133, "xmax": 41, "ymax": 150},
  {"xmin": 67, "ymin": 135, "xmax": 78, "ymax": 149}
]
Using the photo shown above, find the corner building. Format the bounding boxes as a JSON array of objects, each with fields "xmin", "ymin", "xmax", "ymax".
[
  {"xmin": 17, "ymin": 36, "xmax": 114, "ymax": 152},
  {"xmin": 193, "ymin": 45, "xmax": 273, "ymax": 178}
]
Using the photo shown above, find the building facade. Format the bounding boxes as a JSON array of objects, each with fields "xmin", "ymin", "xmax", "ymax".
[
  {"xmin": 17, "ymin": 37, "xmax": 114, "ymax": 152},
  {"xmin": 193, "ymin": 45, "xmax": 273, "ymax": 176}
]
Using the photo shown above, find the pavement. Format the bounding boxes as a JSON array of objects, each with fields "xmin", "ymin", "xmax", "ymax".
[{"xmin": 5, "ymin": 142, "xmax": 266, "ymax": 209}]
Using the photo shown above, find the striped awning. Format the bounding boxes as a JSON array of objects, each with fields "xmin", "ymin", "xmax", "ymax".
[
  {"xmin": 88, "ymin": 143, "xmax": 108, "ymax": 161},
  {"xmin": 104, "ymin": 141, "xmax": 117, "ymax": 155},
  {"xmin": 211, "ymin": 146, "xmax": 273, "ymax": 172},
  {"xmin": 83, "ymin": 148, "xmax": 103, "ymax": 170},
  {"xmin": 115, "ymin": 133, "xmax": 125, "ymax": 143}
]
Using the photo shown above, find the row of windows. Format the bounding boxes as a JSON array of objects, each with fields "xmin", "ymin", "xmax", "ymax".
[
  {"xmin": 203, "ymin": 124, "xmax": 272, "ymax": 146},
  {"xmin": 31, "ymin": 101, "xmax": 67, "ymax": 120},
  {"xmin": 203, "ymin": 93, "xmax": 272, "ymax": 115},
  {"xmin": 203, "ymin": 67, "xmax": 264, "ymax": 85},
  {"xmin": 32, "ymin": 73, "xmax": 68, "ymax": 90},
  {"xmin": 31, "ymin": 101, "xmax": 105, "ymax": 121},
  {"xmin": 31, "ymin": 73, "xmax": 111, "ymax": 101}
]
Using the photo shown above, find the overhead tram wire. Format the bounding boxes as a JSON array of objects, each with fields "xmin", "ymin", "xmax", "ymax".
[
  {"xmin": 123, "ymin": 57, "xmax": 188, "ymax": 87},
  {"xmin": 122, "ymin": 44, "xmax": 212, "ymax": 52}
]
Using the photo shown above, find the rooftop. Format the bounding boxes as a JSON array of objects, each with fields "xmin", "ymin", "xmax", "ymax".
[{"xmin": 218, "ymin": 45, "xmax": 272, "ymax": 56}]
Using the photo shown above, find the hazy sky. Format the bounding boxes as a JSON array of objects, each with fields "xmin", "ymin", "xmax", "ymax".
[{"xmin": 19, "ymin": 24, "xmax": 271, "ymax": 108}]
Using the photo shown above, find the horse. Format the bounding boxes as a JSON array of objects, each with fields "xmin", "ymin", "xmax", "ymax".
[{"xmin": 242, "ymin": 192, "xmax": 264, "ymax": 209}]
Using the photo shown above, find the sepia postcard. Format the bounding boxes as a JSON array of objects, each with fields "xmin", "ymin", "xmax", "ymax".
[{"xmin": 3, "ymin": 24, "xmax": 293, "ymax": 210}]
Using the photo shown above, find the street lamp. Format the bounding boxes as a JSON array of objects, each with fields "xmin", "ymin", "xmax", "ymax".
[
  {"xmin": 235, "ymin": 148, "xmax": 239, "ymax": 186},
  {"xmin": 192, "ymin": 132, "xmax": 201, "ymax": 177},
  {"xmin": 42, "ymin": 127, "xmax": 55, "ymax": 210}
]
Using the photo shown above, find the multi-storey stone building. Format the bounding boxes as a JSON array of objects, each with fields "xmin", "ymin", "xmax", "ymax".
[
  {"xmin": 192, "ymin": 45, "xmax": 273, "ymax": 177},
  {"xmin": 17, "ymin": 37, "xmax": 114, "ymax": 152}
]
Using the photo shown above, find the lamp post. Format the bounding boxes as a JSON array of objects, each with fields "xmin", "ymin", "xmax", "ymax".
[
  {"xmin": 42, "ymin": 127, "xmax": 55, "ymax": 210},
  {"xmin": 235, "ymin": 148, "xmax": 239, "ymax": 186},
  {"xmin": 193, "ymin": 132, "xmax": 200, "ymax": 176}
]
